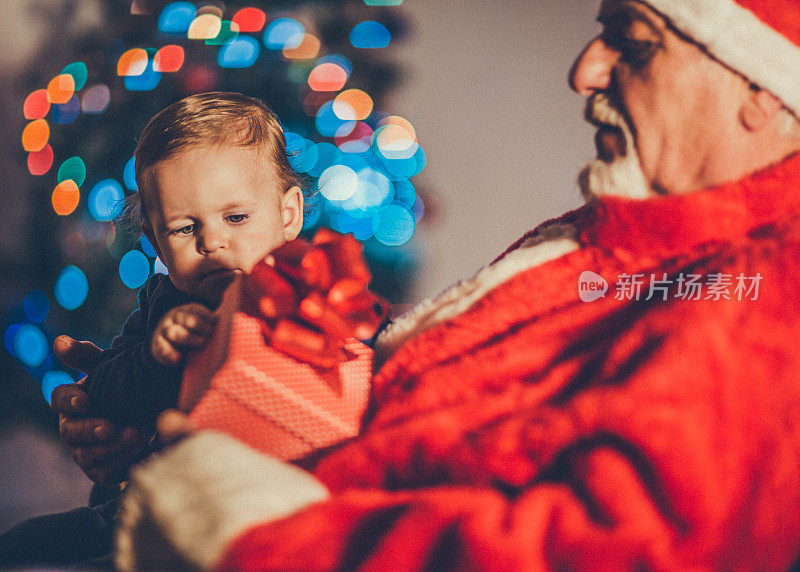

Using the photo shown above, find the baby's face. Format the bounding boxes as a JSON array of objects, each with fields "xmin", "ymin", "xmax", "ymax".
[{"xmin": 142, "ymin": 143, "xmax": 303, "ymax": 305}]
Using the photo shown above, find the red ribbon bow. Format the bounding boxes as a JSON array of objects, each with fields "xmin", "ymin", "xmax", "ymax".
[{"xmin": 244, "ymin": 228, "xmax": 389, "ymax": 369}]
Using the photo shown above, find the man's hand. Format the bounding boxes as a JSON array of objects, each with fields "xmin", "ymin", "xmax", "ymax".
[
  {"xmin": 51, "ymin": 335, "xmax": 150, "ymax": 484},
  {"xmin": 151, "ymin": 303, "xmax": 217, "ymax": 366}
]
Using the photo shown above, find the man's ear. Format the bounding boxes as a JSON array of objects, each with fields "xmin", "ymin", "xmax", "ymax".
[
  {"xmin": 740, "ymin": 87, "xmax": 784, "ymax": 132},
  {"xmin": 281, "ymin": 186, "xmax": 304, "ymax": 241},
  {"xmin": 141, "ymin": 220, "xmax": 165, "ymax": 262}
]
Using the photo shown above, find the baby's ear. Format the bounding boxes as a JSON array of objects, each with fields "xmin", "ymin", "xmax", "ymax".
[{"xmin": 281, "ymin": 186, "xmax": 304, "ymax": 241}]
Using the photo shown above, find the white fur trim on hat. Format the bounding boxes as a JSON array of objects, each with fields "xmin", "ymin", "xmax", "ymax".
[{"xmin": 641, "ymin": 0, "xmax": 800, "ymax": 116}]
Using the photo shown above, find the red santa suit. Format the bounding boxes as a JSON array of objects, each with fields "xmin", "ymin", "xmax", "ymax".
[{"xmin": 118, "ymin": 152, "xmax": 800, "ymax": 571}]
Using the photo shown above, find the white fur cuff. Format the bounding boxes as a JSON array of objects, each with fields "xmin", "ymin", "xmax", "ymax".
[{"xmin": 116, "ymin": 432, "xmax": 329, "ymax": 571}]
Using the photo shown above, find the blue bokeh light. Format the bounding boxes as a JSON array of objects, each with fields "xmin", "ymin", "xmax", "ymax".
[
  {"xmin": 159, "ymin": 1, "xmax": 196, "ymax": 33},
  {"xmin": 307, "ymin": 143, "xmax": 342, "ymax": 178},
  {"xmin": 88, "ymin": 178, "xmax": 125, "ymax": 221},
  {"xmin": 218, "ymin": 36, "xmax": 260, "ymax": 68},
  {"xmin": 14, "ymin": 324, "xmax": 48, "ymax": 368},
  {"xmin": 24, "ymin": 290, "xmax": 50, "ymax": 323},
  {"xmin": 123, "ymin": 156, "xmax": 137, "ymax": 191},
  {"xmin": 119, "ymin": 250, "xmax": 150, "ymax": 289},
  {"xmin": 52, "ymin": 95, "xmax": 81, "ymax": 124},
  {"xmin": 374, "ymin": 203, "xmax": 415, "ymax": 246},
  {"xmin": 350, "ymin": 21, "xmax": 391, "ymax": 49},
  {"xmin": 42, "ymin": 370, "xmax": 75, "ymax": 405},
  {"xmin": 264, "ymin": 18, "xmax": 304, "ymax": 50},
  {"xmin": 55, "ymin": 265, "xmax": 89, "ymax": 310},
  {"xmin": 392, "ymin": 179, "xmax": 417, "ymax": 209},
  {"xmin": 140, "ymin": 235, "xmax": 158, "ymax": 258},
  {"xmin": 4, "ymin": 324, "xmax": 21, "ymax": 357},
  {"xmin": 317, "ymin": 54, "xmax": 352, "ymax": 76},
  {"xmin": 316, "ymin": 101, "xmax": 355, "ymax": 138}
]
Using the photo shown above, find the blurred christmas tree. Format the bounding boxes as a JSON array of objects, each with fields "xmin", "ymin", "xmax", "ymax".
[{"xmin": 4, "ymin": 0, "xmax": 425, "ymax": 415}]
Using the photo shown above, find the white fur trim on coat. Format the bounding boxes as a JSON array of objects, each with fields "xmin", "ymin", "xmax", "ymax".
[
  {"xmin": 643, "ymin": 0, "xmax": 800, "ymax": 117},
  {"xmin": 116, "ymin": 432, "xmax": 329, "ymax": 571},
  {"xmin": 375, "ymin": 223, "xmax": 580, "ymax": 361}
]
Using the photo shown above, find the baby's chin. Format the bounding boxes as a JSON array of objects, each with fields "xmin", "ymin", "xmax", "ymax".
[{"xmin": 195, "ymin": 270, "xmax": 242, "ymax": 307}]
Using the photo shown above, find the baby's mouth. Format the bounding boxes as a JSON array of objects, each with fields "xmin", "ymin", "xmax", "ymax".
[{"xmin": 201, "ymin": 267, "xmax": 242, "ymax": 282}]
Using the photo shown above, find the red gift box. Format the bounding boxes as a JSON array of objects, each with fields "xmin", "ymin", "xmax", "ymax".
[{"xmin": 179, "ymin": 275, "xmax": 373, "ymax": 461}]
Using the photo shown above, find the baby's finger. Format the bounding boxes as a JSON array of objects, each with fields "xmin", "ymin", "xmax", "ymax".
[
  {"xmin": 151, "ymin": 334, "xmax": 182, "ymax": 365},
  {"xmin": 175, "ymin": 304, "xmax": 216, "ymax": 335},
  {"xmin": 51, "ymin": 383, "xmax": 90, "ymax": 415},
  {"xmin": 164, "ymin": 322, "xmax": 211, "ymax": 347}
]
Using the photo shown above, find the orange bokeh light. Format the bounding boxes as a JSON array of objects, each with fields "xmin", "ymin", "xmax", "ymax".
[
  {"xmin": 47, "ymin": 74, "xmax": 75, "ymax": 104},
  {"xmin": 232, "ymin": 7, "xmax": 266, "ymax": 32},
  {"xmin": 308, "ymin": 63, "xmax": 348, "ymax": 92},
  {"xmin": 24, "ymin": 89, "xmax": 51, "ymax": 120},
  {"xmin": 117, "ymin": 49, "xmax": 149, "ymax": 76},
  {"xmin": 153, "ymin": 45, "xmax": 185, "ymax": 72},
  {"xmin": 22, "ymin": 119, "xmax": 50, "ymax": 152},
  {"xmin": 333, "ymin": 89, "xmax": 374, "ymax": 121},
  {"xmin": 52, "ymin": 180, "xmax": 80, "ymax": 216},
  {"xmin": 283, "ymin": 33, "xmax": 321, "ymax": 60}
]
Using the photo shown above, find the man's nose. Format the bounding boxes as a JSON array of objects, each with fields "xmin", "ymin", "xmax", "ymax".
[
  {"xmin": 569, "ymin": 37, "xmax": 619, "ymax": 96},
  {"xmin": 197, "ymin": 228, "xmax": 228, "ymax": 253}
]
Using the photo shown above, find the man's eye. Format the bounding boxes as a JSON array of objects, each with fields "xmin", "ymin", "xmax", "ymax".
[
  {"xmin": 602, "ymin": 31, "xmax": 658, "ymax": 67},
  {"xmin": 227, "ymin": 214, "xmax": 248, "ymax": 223},
  {"xmin": 173, "ymin": 224, "xmax": 194, "ymax": 235}
]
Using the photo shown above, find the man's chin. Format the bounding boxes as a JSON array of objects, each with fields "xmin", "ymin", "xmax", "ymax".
[{"xmin": 578, "ymin": 156, "xmax": 653, "ymax": 201}]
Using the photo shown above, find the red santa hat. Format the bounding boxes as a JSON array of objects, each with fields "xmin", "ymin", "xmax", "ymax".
[{"xmin": 641, "ymin": 0, "xmax": 800, "ymax": 116}]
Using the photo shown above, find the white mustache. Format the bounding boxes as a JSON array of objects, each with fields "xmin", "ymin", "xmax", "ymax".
[{"xmin": 585, "ymin": 93, "xmax": 629, "ymax": 132}]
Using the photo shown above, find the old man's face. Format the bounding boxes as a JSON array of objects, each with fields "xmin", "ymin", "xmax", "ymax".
[{"xmin": 570, "ymin": 0, "xmax": 752, "ymax": 196}]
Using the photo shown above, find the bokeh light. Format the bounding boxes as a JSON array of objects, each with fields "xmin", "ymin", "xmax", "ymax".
[
  {"xmin": 188, "ymin": 13, "xmax": 222, "ymax": 40},
  {"xmin": 47, "ymin": 74, "xmax": 75, "ymax": 104},
  {"xmin": 13, "ymin": 324, "xmax": 48, "ymax": 368},
  {"xmin": 333, "ymin": 89, "xmax": 373, "ymax": 120},
  {"xmin": 57, "ymin": 156, "xmax": 87, "ymax": 188},
  {"xmin": 350, "ymin": 21, "xmax": 391, "ymax": 48},
  {"xmin": 81, "ymin": 84, "xmax": 111, "ymax": 114},
  {"xmin": 61, "ymin": 62, "xmax": 88, "ymax": 91},
  {"xmin": 316, "ymin": 100, "xmax": 355, "ymax": 137},
  {"xmin": 88, "ymin": 178, "xmax": 124, "ymax": 221},
  {"xmin": 117, "ymin": 48, "xmax": 148, "ymax": 76},
  {"xmin": 308, "ymin": 62, "xmax": 348, "ymax": 92},
  {"xmin": 55, "ymin": 265, "xmax": 89, "ymax": 310},
  {"xmin": 218, "ymin": 36, "xmax": 260, "ymax": 68},
  {"xmin": 159, "ymin": 1, "xmax": 195, "ymax": 33},
  {"xmin": 28, "ymin": 145, "xmax": 54, "ymax": 176},
  {"xmin": 23, "ymin": 89, "xmax": 50, "ymax": 120},
  {"xmin": 283, "ymin": 33, "xmax": 321, "ymax": 60},
  {"xmin": 319, "ymin": 165, "xmax": 359, "ymax": 200},
  {"xmin": 365, "ymin": 0, "xmax": 403, "ymax": 4},
  {"xmin": 52, "ymin": 95, "xmax": 80, "ymax": 124},
  {"xmin": 336, "ymin": 121, "xmax": 373, "ymax": 152},
  {"xmin": 232, "ymin": 7, "xmax": 266, "ymax": 32},
  {"xmin": 123, "ymin": 156, "xmax": 137, "ymax": 191},
  {"xmin": 374, "ymin": 203, "xmax": 415, "ymax": 246},
  {"xmin": 153, "ymin": 45, "xmax": 185, "ymax": 72},
  {"xmin": 24, "ymin": 290, "xmax": 50, "ymax": 324},
  {"xmin": 22, "ymin": 119, "xmax": 49, "ymax": 152},
  {"xmin": 140, "ymin": 235, "xmax": 157, "ymax": 257},
  {"xmin": 42, "ymin": 370, "xmax": 74, "ymax": 405},
  {"xmin": 124, "ymin": 50, "xmax": 161, "ymax": 91},
  {"xmin": 52, "ymin": 180, "xmax": 80, "ymax": 216},
  {"xmin": 264, "ymin": 18, "xmax": 304, "ymax": 49},
  {"xmin": 206, "ymin": 20, "xmax": 239, "ymax": 46},
  {"xmin": 154, "ymin": 257, "xmax": 169, "ymax": 275},
  {"xmin": 4, "ymin": 325, "xmax": 20, "ymax": 357},
  {"xmin": 119, "ymin": 250, "xmax": 150, "ymax": 289}
]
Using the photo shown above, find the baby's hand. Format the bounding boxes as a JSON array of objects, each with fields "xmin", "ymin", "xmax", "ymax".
[{"xmin": 151, "ymin": 303, "xmax": 217, "ymax": 366}]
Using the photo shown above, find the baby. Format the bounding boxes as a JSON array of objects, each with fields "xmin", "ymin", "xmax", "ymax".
[{"xmin": 82, "ymin": 92, "xmax": 306, "ymax": 431}]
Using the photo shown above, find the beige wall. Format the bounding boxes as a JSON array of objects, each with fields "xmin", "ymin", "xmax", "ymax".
[{"xmin": 391, "ymin": 0, "xmax": 602, "ymax": 300}]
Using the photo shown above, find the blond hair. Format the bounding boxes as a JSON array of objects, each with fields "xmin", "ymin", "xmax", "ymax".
[{"xmin": 125, "ymin": 92, "xmax": 308, "ymax": 228}]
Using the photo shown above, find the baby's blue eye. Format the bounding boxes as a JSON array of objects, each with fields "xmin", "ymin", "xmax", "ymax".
[
  {"xmin": 174, "ymin": 224, "xmax": 194, "ymax": 235},
  {"xmin": 227, "ymin": 214, "xmax": 248, "ymax": 223}
]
